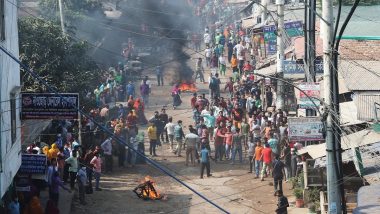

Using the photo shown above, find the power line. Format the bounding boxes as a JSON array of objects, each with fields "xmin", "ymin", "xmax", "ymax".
[{"xmin": 0, "ymin": 43, "xmax": 230, "ymax": 213}]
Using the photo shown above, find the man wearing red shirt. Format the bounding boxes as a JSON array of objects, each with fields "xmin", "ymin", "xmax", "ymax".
[
  {"xmin": 190, "ymin": 93, "xmax": 197, "ymax": 109},
  {"xmin": 224, "ymin": 77, "xmax": 234, "ymax": 99},
  {"xmin": 260, "ymin": 143, "xmax": 273, "ymax": 181},
  {"xmin": 214, "ymin": 123, "xmax": 226, "ymax": 162},
  {"xmin": 243, "ymin": 61, "xmax": 253, "ymax": 73},
  {"xmin": 216, "ymin": 111, "xmax": 227, "ymax": 127}
]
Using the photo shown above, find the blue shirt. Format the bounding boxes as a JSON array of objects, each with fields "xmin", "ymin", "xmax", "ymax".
[
  {"xmin": 8, "ymin": 201, "xmax": 20, "ymax": 214},
  {"xmin": 268, "ymin": 138, "xmax": 279, "ymax": 155},
  {"xmin": 201, "ymin": 114, "xmax": 216, "ymax": 128},
  {"xmin": 200, "ymin": 148, "xmax": 209, "ymax": 163}
]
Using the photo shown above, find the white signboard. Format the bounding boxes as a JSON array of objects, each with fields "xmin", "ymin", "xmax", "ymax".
[{"xmin": 288, "ymin": 117, "xmax": 324, "ymax": 141}]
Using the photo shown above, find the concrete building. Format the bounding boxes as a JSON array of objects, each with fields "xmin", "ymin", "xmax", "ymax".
[{"xmin": 0, "ymin": 0, "xmax": 22, "ymax": 199}]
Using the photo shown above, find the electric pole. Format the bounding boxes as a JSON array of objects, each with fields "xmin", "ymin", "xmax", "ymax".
[
  {"xmin": 58, "ymin": 0, "xmax": 66, "ymax": 35},
  {"xmin": 275, "ymin": 0, "xmax": 285, "ymax": 110},
  {"xmin": 308, "ymin": 0, "xmax": 316, "ymax": 83},
  {"xmin": 261, "ymin": 0, "xmax": 269, "ymax": 24},
  {"xmin": 322, "ymin": 0, "xmax": 342, "ymax": 213}
]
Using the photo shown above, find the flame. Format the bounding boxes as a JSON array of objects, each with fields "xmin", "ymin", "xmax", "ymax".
[
  {"xmin": 178, "ymin": 83, "xmax": 197, "ymax": 92},
  {"xmin": 141, "ymin": 176, "xmax": 161, "ymax": 200}
]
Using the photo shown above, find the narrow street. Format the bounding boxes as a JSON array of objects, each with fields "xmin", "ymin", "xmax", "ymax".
[{"xmin": 71, "ymin": 48, "xmax": 288, "ymax": 214}]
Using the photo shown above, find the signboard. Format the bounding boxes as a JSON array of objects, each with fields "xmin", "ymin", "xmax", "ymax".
[
  {"xmin": 284, "ymin": 60, "xmax": 323, "ymax": 74},
  {"xmin": 19, "ymin": 154, "xmax": 47, "ymax": 174},
  {"xmin": 263, "ymin": 21, "xmax": 303, "ymax": 55},
  {"xmin": 288, "ymin": 117, "xmax": 324, "ymax": 141},
  {"xmin": 298, "ymin": 83, "xmax": 321, "ymax": 109},
  {"xmin": 21, "ymin": 93, "xmax": 79, "ymax": 120}
]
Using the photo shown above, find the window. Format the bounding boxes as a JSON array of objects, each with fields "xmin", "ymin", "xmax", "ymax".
[{"xmin": 0, "ymin": 0, "xmax": 4, "ymax": 41}]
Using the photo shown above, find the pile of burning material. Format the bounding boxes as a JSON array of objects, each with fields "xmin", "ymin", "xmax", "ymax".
[
  {"xmin": 133, "ymin": 176, "xmax": 163, "ymax": 200},
  {"xmin": 178, "ymin": 82, "xmax": 197, "ymax": 93}
]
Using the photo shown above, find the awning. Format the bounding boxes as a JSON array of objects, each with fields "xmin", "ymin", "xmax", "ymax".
[{"xmin": 297, "ymin": 129, "xmax": 380, "ymax": 159}]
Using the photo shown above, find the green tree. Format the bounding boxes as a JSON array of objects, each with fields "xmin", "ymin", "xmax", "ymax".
[
  {"xmin": 19, "ymin": 17, "xmax": 101, "ymax": 95},
  {"xmin": 38, "ymin": 0, "xmax": 102, "ymax": 24}
]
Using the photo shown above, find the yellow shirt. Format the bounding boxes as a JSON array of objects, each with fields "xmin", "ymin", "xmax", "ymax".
[
  {"xmin": 231, "ymin": 57, "xmax": 238, "ymax": 68},
  {"xmin": 147, "ymin": 126, "xmax": 157, "ymax": 140}
]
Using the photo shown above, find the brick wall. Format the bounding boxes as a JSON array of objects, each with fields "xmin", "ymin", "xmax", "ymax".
[{"xmin": 339, "ymin": 40, "xmax": 380, "ymax": 61}]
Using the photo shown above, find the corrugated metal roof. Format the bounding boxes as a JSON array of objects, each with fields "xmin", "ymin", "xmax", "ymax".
[
  {"xmin": 226, "ymin": 0, "xmax": 249, "ymax": 4},
  {"xmin": 339, "ymin": 60, "xmax": 380, "ymax": 91},
  {"xmin": 297, "ymin": 129, "xmax": 380, "ymax": 159},
  {"xmin": 353, "ymin": 92, "xmax": 380, "ymax": 121}
]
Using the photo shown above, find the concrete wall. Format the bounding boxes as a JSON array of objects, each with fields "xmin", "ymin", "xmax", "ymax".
[
  {"xmin": 340, "ymin": 40, "xmax": 380, "ymax": 61},
  {"xmin": 0, "ymin": 0, "xmax": 21, "ymax": 198}
]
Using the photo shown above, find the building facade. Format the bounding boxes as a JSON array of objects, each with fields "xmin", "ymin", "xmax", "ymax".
[{"xmin": 0, "ymin": 0, "xmax": 22, "ymax": 199}]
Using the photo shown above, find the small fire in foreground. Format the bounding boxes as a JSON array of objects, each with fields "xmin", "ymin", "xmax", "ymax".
[
  {"xmin": 133, "ymin": 176, "xmax": 163, "ymax": 200},
  {"xmin": 178, "ymin": 82, "xmax": 197, "ymax": 92}
]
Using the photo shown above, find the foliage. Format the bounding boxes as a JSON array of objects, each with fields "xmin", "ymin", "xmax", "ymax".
[
  {"xmin": 293, "ymin": 188, "xmax": 304, "ymax": 199},
  {"xmin": 306, "ymin": 187, "xmax": 321, "ymax": 211},
  {"xmin": 38, "ymin": 0, "xmax": 102, "ymax": 24},
  {"xmin": 19, "ymin": 17, "xmax": 101, "ymax": 95}
]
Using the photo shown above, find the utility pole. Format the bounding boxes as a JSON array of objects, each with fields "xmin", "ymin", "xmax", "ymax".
[
  {"xmin": 58, "ymin": 0, "xmax": 66, "ymax": 35},
  {"xmin": 308, "ymin": 0, "xmax": 317, "ymax": 82},
  {"xmin": 275, "ymin": 0, "xmax": 285, "ymax": 110},
  {"xmin": 261, "ymin": 0, "xmax": 269, "ymax": 24},
  {"xmin": 322, "ymin": 0, "xmax": 341, "ymax": 213},
  {"xmin": 305, "ymin": 0, "xmax": 317, "ymax": 116}
]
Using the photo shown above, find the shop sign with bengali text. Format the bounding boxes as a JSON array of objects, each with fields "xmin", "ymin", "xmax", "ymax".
[
  {"xmin": 288, "ymin": 117, "xmax": 324, "ymax": 141},
  {"xmin": 284, "ymin": 60, "xmax": 323, "ymax": 74},
  {"xmin": 21, "ymin": 93, "xmax": 79, "ymax": 120},
  {"xmin": 298, "ymin": 83, "xmax": 321, "ymax": 109},
  {"xmin": 19, "ymin": 154, "xmax": 47, "ymax": 174},
  {"xmin": 263, "ymin": 21, "xmax": 303, "ymax": 55}
]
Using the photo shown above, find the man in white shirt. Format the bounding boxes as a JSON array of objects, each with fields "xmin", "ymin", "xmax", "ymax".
[
  {"xmin": 184, "ymin": 130, "xmax": 200, "ymax": 166},
  {"xmin": 204, "ymin": 46, "xmax": 212, "ymax": 67},
  {"xmin": 251, "ymin": 119, "xmax": 261, "ymax": 141},
  {"xmin": 101, "ymin": 138, "xmax": 113, "ymax": 173},
  {"xmin": 164, "ymin": 117, "xmax": 176, "ymax": 151},
  {"xmin": 204, "ymin": 31, "xmax": 211, "ymax": 47},
  {"xmin": 234, "ymin": 41, "xmax": 246, "ymax": 73}
]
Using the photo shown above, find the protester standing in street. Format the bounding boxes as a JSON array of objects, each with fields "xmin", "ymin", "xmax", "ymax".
[
  {"xmin": 101, "ymin": 137, "xmax": 113, "ymax": 173},
  {"xmin": 231, "ymin": 128, "xmax": 243, "ymax": 164},
  {"xmin": 90, "ymin": 152, "xmax": 102, "ymax": 191},
  {"xmin": 65, "ymin": 149, "xmax": 79, "ymax": 190},
  {"xmin": 273, "ymin": 155, "xmax": 285, "ymax": 194},
  {"xmin": 77, "ymin": 166, "xmax": 87, "ymax": 205},
  {"xmin": 147, "ymin": 123, "xmax": 158, "ymax": 156},
  {"xmin": 195, "ymin": 58, "xmax": 205, "ymax": 83},
  {"xmin": 164, "ymin": 117, "xmax": 176, "ymax": 151},
  {"xmin": 184, "ymin": 129, "xmax": 200, "ymax": 166},
  {"xmin": 174, "ymin": 120, "xmax": 185, "ymax": 157},
  {"xmin": 156, "ymin": 65, "xmax": 164, "ymax": 86},
  {"xmin": 261, "ymin": 143, "xmax": 273, "ymax": 181},
  {"xmin": 200, "ymin": 145, "xmax": 212, "ymax": 179},
  {"xmin": 159, "ymin": 108, "xmax": 169, "ymax": 143},
  {"xmin": 140, "ymin": 79, "xmax": 150, "ymax": 106},
  {"xmin": 254, "ymin": 140, "xmax": 263, "ymax": 178}
]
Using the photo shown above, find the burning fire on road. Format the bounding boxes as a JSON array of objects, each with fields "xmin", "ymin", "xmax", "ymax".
[
  {"xmin": 178, "ymin": 82, "xmax": 197, "ymax": 93},
  {"xmin": 133, "ymin": 176, "xmax": 164, "ymax": 200}
]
